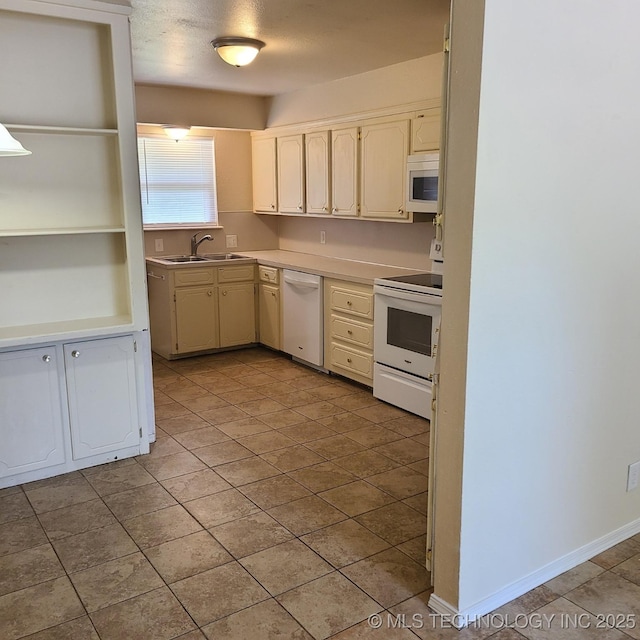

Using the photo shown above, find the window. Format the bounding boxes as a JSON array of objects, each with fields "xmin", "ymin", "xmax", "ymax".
[{"xmin": 137, "ymin": 136, "xmax": 218, "ymax": 228}]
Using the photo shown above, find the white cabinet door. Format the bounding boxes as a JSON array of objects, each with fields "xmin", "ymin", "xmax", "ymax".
[
  {"xmin": 277, "ymin": 134, "xmax": 305, "ymax": 213},
  {"xmin": 331, "ymin": 127, "xmax": 359, "ymax": 217},
  {"xmin": 360, "ymin": 119, "xmax": 409, "ymax": 220},
  {"xmin": 252, "ymin": 137, "xmax": 278, "ymax": 212},
  {"xmin": 64, "ymin": 336, "xmax": 140, "ymax": 460},
  {"xmin": 305, "ymin": 131, "xmax": 330, "ymax": 214},
  {"xmin": 0, "ymin": 347, "xmax": 65, "ymax": 478}
]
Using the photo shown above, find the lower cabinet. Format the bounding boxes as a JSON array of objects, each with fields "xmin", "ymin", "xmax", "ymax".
[
  {"xmin": 219, "ymin": 282, "xmax": 257, "ymax": 347},
  {"xmin": 324, "ymin": 278, "xmax": 375, "ymax": 386},
  {"xmin": 0, "ymin": 346, "xmax": 66, "ymax": 478},
  {"xmin": 147, "ymin": 263, "xmax": 257, "ymax": 358},
  {"xmin": 0, "ymin": 334, "xmax": 146, "ymax": 486},
  {"xmin": 258, "ymin": 266, "xmax": 281, "ymax": 350}
]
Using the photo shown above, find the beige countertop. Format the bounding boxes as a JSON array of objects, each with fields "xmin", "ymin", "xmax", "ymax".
[{"xmin": 146, "ymin": 250, "xmax": 426, "ymax": 285}]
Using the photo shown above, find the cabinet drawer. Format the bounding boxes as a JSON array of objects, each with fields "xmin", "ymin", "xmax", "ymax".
[
  {"xmin": 174, "ymin": 268, "xmax": 215, "ymax": 287},
  {"xmin": 329, "ymin": 285, "xmax": 374, "ymax": 319},
  {"xmin": 258, "ymin": 265, "xmax": 279, "ymax": 284},
  {"xmin": 218, "ymin": 265, "xmax": 256, "ymax": 283},
  {"xmin": 330, "ymin": 343, "xmax": 373, "ymax": 379},
  {"xmin": 330, "ymin": 314, "xmax": 373, "ymax": 350}
]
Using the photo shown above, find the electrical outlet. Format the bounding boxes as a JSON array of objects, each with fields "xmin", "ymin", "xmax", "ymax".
[
  {"xmin": 154, "ymin": 238, "xmax": 164, "ymax": 252},
  {"xmin": 627, "ymin": 461, "xmax": 640, "ymax": 492},
  {"xmin": 226, "ymin": 234, "xmax": 238, "ymax": 248},
  {"xmin": 320, "ymin": 231, "xmax": 326, "ymax": 244}
]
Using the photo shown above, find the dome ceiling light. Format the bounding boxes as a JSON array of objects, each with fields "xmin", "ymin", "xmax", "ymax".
[
  {"xmin": 162, "ymin": 125, "xmax": 191, "ymax": 141},
  {"xmin": 211, "ymin": 37, "xmax": 265, "ymax": 67}
]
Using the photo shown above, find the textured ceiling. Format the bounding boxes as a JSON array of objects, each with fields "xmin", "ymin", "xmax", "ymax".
[{"xmin": 129, "ymin": 0, "xmax": 451, "ymax": 96}]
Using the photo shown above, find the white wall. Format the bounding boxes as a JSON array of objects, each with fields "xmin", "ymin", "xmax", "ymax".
[
  {"xmin": 435, "ymin": 0, "xmax": 640, "ymax": 615},
  {"xmin": 267, "ymin": 54, "xmax": 443, "ymax": 127}
]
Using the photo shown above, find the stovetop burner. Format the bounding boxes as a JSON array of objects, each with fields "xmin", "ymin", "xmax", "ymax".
[{"xmin": 381, "ymin": 272, "xmax": 442, "ymax": 289}]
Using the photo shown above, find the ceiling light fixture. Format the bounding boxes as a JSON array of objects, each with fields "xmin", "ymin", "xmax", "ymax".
[
  {"xmin": 211, "ymin": 37, "xmax": 265, "ymax": 67},
  {"xmin": 0, "ymin": 123, "xmax": 31, "ymax": 156},
  {"xmin": 162, "ymin": 125, "xmax": 191, "ymax": 142}
]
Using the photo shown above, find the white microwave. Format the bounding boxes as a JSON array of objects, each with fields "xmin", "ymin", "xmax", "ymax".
[{"xmin": 406, "ymin": 153, "xmax": 439, "ymax": 213}]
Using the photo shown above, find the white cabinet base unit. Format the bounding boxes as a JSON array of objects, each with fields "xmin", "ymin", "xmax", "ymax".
[
  {"xmin": 0, "ymin": 334, "xmax": 151, "ymax": 489},
  {"xmin": 0, "ymin": 0, "xmax": 155, "ymax": 488}
]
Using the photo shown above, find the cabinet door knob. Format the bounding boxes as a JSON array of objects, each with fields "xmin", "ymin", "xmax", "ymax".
[
  {"xmin": 347, "ymin": 330, "xmax": 353, "ymax": 335},
  {"xmin": 297, "ymin": 205, "xmax": 303, "ymax": 211},
  {"xmin": 347, "ymin": 357, "xmax": 352, "ymax": 363},
  {"xmin": 346, "ymin": 300, "xmax": 352, "ymax": 306},
  {"xmin": 71, "ymin": 350, "xmax": 80, "ymax": 358},
  {"xmin": 398, "ymin": 208, "xmax": 403, "ymax": 214},
  {"xmin": 223, "ymin": 290, "xmax": 227, "ymax": 296},
  {"xmin": 208, "ymin": 290, "xmax": 212, "ymax": 296},
  {"xmin": 271, "ymin": 204, "xmax": 275, "ymax": 209},
  {"xmin": 42, "ymin": 354, "xmax": 51, "ymax": 363},
  {"xmin": 322, "ymin": 206, "xmax": 327, "ymax": 212},
  {"xmin": 332, "ymin": 207, "xmax": 337, "ymax": 213},
  {"xmin": 271, "ymin": 291, "xmax": 276, "ymax": 297}
]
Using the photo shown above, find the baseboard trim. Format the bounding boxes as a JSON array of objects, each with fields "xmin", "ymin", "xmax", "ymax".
[{"xmin": 428, "ymin": 515, "xmax": 640, "ymax": 628}]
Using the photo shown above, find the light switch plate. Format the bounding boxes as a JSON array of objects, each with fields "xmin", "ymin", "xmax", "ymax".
[
  {"xmin": 155, "ymin": 238, "xmax": 164, "ymax": 252},
  {"xmin": 226, "ymin": 234, "xmax": 238, "ymax": 248}
]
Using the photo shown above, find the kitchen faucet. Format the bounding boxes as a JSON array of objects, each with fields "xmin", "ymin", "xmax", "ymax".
[{"xmin": 191, "ymin": 231, "xmax": 213, "ymax": 256}]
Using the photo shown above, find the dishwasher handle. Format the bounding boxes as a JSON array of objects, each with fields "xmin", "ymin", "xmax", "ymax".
[{"xmin": 283, "ymin": 271, "xmax": 321, "ymax": 289}]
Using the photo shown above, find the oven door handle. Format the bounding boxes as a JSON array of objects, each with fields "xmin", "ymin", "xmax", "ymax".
[{"xmin": 374, "ymin": 285, "xmax": 442, "ymax": 305}]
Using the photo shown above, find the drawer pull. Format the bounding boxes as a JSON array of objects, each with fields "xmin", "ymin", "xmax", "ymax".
[
  {"xmin": 42, "ymin": 355, "xmax": 51, "ymax": 363},
  {"xmin": 347, "ymin": 357, "xmax": 352, "ymax": 363},
  {"xmin": 222, "ymin": 290, "xmax": 228, "ymax": 296},
  {"xmin": 346, "ymin": 300, "xmax": 352, "ymax": 306},
  {"xmin": 208, "ymin": 290, "xmax": 213, "ymax": 296},
  {"xmin": 347, "ymin": 330, "xmax": 353, "ymax": 335},
  {"xmin": 72, "ymin": 350, "xmax": 81, "ymax": 358}
]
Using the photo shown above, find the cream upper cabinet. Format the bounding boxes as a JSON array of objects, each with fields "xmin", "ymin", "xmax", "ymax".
[
  {"xmin": 277, "ymin": 134, "xmax": 305, "ymax": 214},
  {"xmin": 252, "ymin": 136, "xmax": 278, "ymax": 212},
  {"xmin": 331, "ymin": 127, "xmax": 359, "ymax": 217},
  {"xmin": 360, "ymin": 119, "xmax": 409, "ymax": 220},
  {"xmin": 411, "ymin": 107, "xmax": 441, "ymax": 153},
  {"xmin": 305, "ymin": 131, "xmax": 331, "ymax": 215}
]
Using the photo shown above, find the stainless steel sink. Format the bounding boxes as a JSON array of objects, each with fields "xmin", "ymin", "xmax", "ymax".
[
  {"xmin": 162, "ymin": 255, "xmax": 209, "ymax": 263},
  {"xmin": 160, "ymin": 254, "xmax": 246, "ymax": 263},
  {"xmin": 202, "ymin": 253, "xmax": 246, "ymax": 260}
]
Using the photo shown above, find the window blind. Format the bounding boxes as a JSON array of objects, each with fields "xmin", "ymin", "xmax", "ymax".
[{"xmin": 137, "ymin": 137, "xmax": 218, "ymax": 227}]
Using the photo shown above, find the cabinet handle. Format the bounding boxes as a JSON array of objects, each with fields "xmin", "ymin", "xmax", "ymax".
[
  {"xmin": 297, "ymin": 205, "xmax": 303, "ymax": 211},
  {"xmin": 271, "ymin": 204, "xmax": 275, "ymax": 209},
  {"xmin": 347, "ymin": 357, "xmax": 352, "ymax": 363},
  {"xmin": 332, "ymin": 207, "xmax": 337, "ymax": 213},
  {"xmin": 223, "ymin": 290, "xmax": 228, "ymax": 296},
  {"xmin": 346, "ymin": 300, "xmax": 352, "ymax": 306},
  {"xmin": 71, "ymin": 350, "xmax": 80, "ymax": 358},
  {"xmin": 42, "ymin": 355, "xmax": 51, "ymax": 363},
  {"xmin": 398, "ymin": 208, "xmax": 403, "ymax": 214},
  {"xmin": 271, "ymin": 291, "xmax": 276, "ymax": 297},
  {"xmin": 347, "ymin": 330, "xmax": 353, "ymax": 335},
  {"xmin": 208, "ymin": 290, "xmax": 212, "ymax": 296},
  {"xmin": 147, "ymin": 272, "xmax": 165, "ymax": 280},
  {"xmin": 322, "ymin": 206, "xmax": 327, "ymax": 212}
]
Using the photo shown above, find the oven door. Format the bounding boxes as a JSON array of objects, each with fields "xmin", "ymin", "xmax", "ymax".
[{"xmin": 374, "ymin": 286, "xmax": 441, "ymax": 379}]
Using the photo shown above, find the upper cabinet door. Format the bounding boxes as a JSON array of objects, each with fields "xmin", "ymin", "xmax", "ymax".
[
  {"xmin": 411, "ymin": 108, "xmax": 441, "ymax": 153},
  {"xmin": 331, "ymin": 127, "xmax": 359, "ymax": 217},
  {"xmin": 360, "ymin": 119, "xmax": 409, "ymax": 220},
  {"xmin": 277, "ymin": 134, "xmax": 305, "ymax": 214},
  {"xmin": 252, "ymin": 136, "xmax": 278, "ymax": 212},
  {"xmin": 305, "ymin": 131, "xmax": 331, "ymax": 215},
  {"xmin": 64, "ymin": 336, "xmax": 140, "ymax": 460}
]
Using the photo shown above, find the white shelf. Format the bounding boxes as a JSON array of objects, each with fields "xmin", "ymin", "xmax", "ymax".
[
  {"xmin": 0, "ymin": 227, "xmax": 125, "ymax": 238},
  {"xmin": 0, "ymin": 316, "xmax": 135, "ymax": 350},
  {"xmin": 5, "ymin": 124, "xmax": 118, "ymax": 136}
]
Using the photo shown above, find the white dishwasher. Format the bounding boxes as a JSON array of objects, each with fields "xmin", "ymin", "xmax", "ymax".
[{"xmin": 282, "ymin": 269, "xmax": 324, "ymax": 367}]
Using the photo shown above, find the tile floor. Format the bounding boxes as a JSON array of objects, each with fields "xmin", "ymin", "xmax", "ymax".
[{"xmin": 1, "ymin": 347, "xmax": 640, "ymax": 639}]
